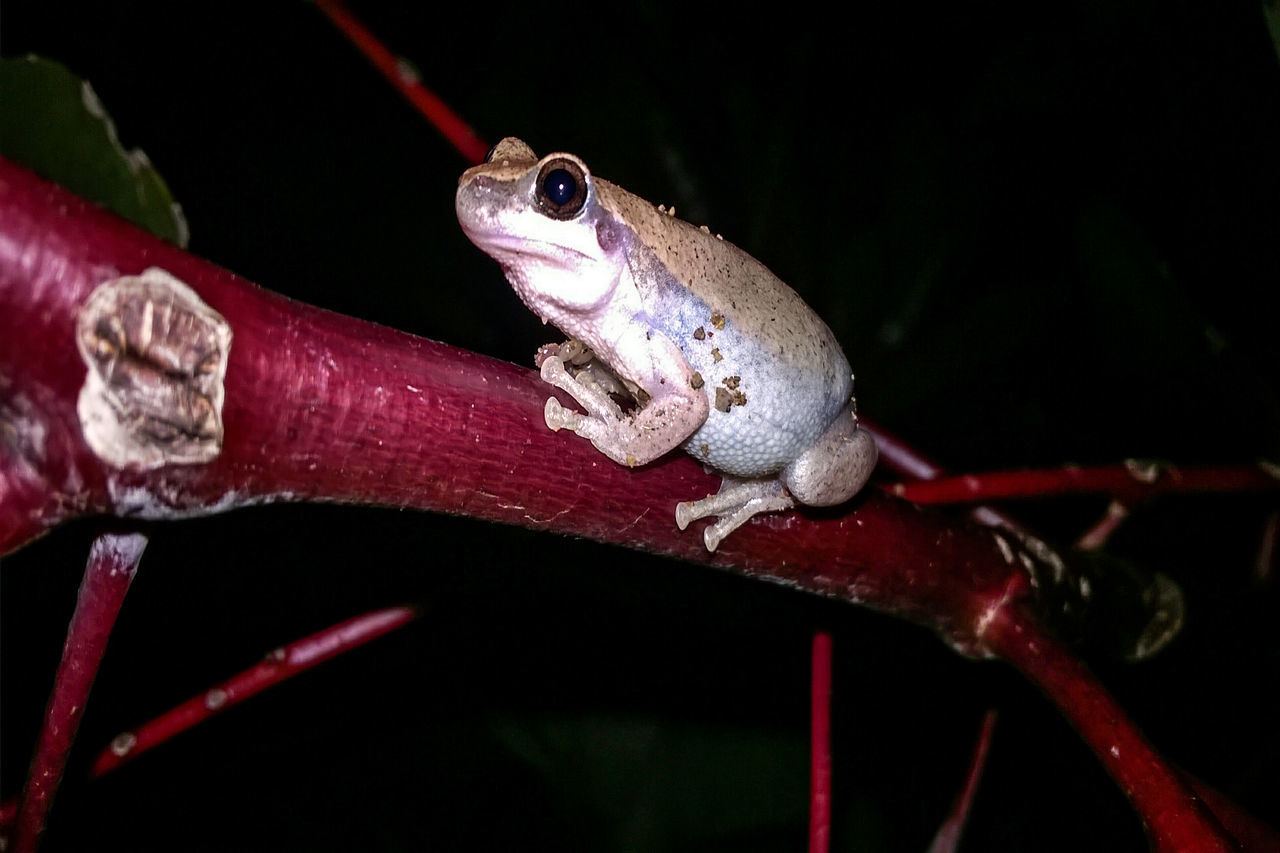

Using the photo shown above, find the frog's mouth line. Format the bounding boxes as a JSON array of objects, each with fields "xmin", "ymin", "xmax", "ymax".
[{"xmin": 462, "ymin": 229, "xmax": 601, "ymax": 266}]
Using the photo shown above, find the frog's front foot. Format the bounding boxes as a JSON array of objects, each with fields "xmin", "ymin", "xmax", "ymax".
[
  {"xmin": 540, "ymin": 355, "xmax": 621, "ymax": 423},
  {"xmin": 675, "ymin": 477, "xmax": 796, "ymax": 552},
  {"xmin": 538, "ymin": 355, "xmax": 638, "ymax": 466}
]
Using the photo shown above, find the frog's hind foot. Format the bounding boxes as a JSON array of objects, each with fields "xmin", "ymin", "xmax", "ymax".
[{"xmin": 676, "ymin": 477, "xmax": 795, "ymax": 552}]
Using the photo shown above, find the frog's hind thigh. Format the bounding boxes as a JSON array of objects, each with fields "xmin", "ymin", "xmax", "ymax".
[
  {"xmin": 675, "ymin": 478, "xmax": 795, "ymax": 552},
  {"xmin": 783, "ymin": 404, "xmax": 878, "ymax": 507}
]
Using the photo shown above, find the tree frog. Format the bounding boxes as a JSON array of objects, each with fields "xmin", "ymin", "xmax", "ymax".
[{"xmin": 456, "ymin": 138, "xmax": 877, "ymax": 551}]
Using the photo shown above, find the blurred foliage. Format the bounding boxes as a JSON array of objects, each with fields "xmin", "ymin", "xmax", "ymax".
[{"xmin": 491, "ymin": 713, "xmax": 807, "ymax": 850}]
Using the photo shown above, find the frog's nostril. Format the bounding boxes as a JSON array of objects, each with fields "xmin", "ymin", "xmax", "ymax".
[{"xmin": 596, "ymin": 218, "xmax": 623, "ymax": 253}]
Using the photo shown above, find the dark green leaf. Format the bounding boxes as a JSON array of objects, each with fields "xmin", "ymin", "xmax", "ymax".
[{"xmin": 0, "ymin": 55, "xmax": 188, "ymax": 246}]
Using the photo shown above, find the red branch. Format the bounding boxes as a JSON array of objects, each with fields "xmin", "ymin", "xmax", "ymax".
[
  {"xmin": 0, "ymin": 158, "xmax": 1254, "ymax": 848},
  {"xmin": 891, "ymin": 463, "xmax": 1280, "ymax": 505},
  {"xmin": 10, "ymin": 531, "xmax": 146, "ymax": 853},
  {"xmin": 86, "ymin": 606, "xmax": 417, "ymax": 778},
  {"xmin": 0, "ymin": 156, "xmax": 1034, "ymax": 656},
  {"xmin": 313, "ymin": 0, "xmax": 490, "ymax": 165}
]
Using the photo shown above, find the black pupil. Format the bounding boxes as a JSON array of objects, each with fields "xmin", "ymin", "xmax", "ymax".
[{"xmin": 543, "ymin": 168, "xmax": 577, "ymax": 207}]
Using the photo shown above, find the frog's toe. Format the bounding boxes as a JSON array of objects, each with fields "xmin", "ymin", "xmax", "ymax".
[
  {"xmin": 544, "ymin": 397, "xmax": 578, "ymax": 431},
  {"xmin": 674, "ymin": 500, "xmax": 698, "ymax": 530},
  {"xmin": 540, "ymin": 356, "xmax": 570, "ymax": 383},
  {"xmin": 676, "ymin": 477, "xmax": 795, "ymax": 551}
]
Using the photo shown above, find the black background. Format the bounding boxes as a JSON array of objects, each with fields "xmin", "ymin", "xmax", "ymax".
[{"xmin": 2, "ymin": 1, "xmax": 1279, "ymax": 849}]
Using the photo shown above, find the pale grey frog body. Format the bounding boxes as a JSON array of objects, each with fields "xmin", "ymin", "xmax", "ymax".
[{"xmin": 456, "ymin": 138, "xmax": 877, "ymax": 550}]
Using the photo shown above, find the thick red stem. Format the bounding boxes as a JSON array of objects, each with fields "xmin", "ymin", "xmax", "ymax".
[{"xmin": 10, "ymin": 531, "xmax": 146, "ymax": 853}]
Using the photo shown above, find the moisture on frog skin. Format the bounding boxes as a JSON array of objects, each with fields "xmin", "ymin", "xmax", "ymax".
[{"xmin": 456, "ymin": 137, "xmax": 877, "ymax": 551}]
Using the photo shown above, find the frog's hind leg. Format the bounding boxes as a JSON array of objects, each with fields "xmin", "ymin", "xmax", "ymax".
[
  {"xmin": 675, "ymin": 478, "xmax": 795, "ymax": 552},
  {"xmin": 782, "ymin": 404, "xmax": 877, "ymax": 507}
]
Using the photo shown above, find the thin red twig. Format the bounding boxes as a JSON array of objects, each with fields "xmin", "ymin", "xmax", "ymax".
[
  {"xmin": 10, "ymin": 531, "xmax": 146, "ymax": 853},
  {"xmin": 86, "ymin": 606, "xmax": 418, "ymax": 778},
  {"xmin": 313, "ymin": 0, "xmax": 490, "ymax": 165},
  {"xmin": 890, "ymin": 462, "xmax": 1280, "ymax": 506},
  {"xmin": 1074, "ymin": 500, "xmax": 1131, "ymax": 551},
  {"xmin": 927, "ymin": 710, "xmax": 997, "ymax": 853},
  {"xmin": 0, "ymin": 605, "xmax": 419, "ymax": 832},
  {"xmin": 861, "ymin": 419, "xmax": 1023, "ymax": 534},
  {"xmin": 808, "ymin": 631, "xmax": 832, "ymax": 853}
]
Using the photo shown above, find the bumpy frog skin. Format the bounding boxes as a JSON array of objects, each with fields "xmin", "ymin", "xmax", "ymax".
[{"xmin": 456, "ymin": 138, "xmax": 877, "ymax": 551}]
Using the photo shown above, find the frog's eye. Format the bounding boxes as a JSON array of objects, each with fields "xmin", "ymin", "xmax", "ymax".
[{"xmin": 535, "ymin": 157, "xmax": 588, "ymax": 220}]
